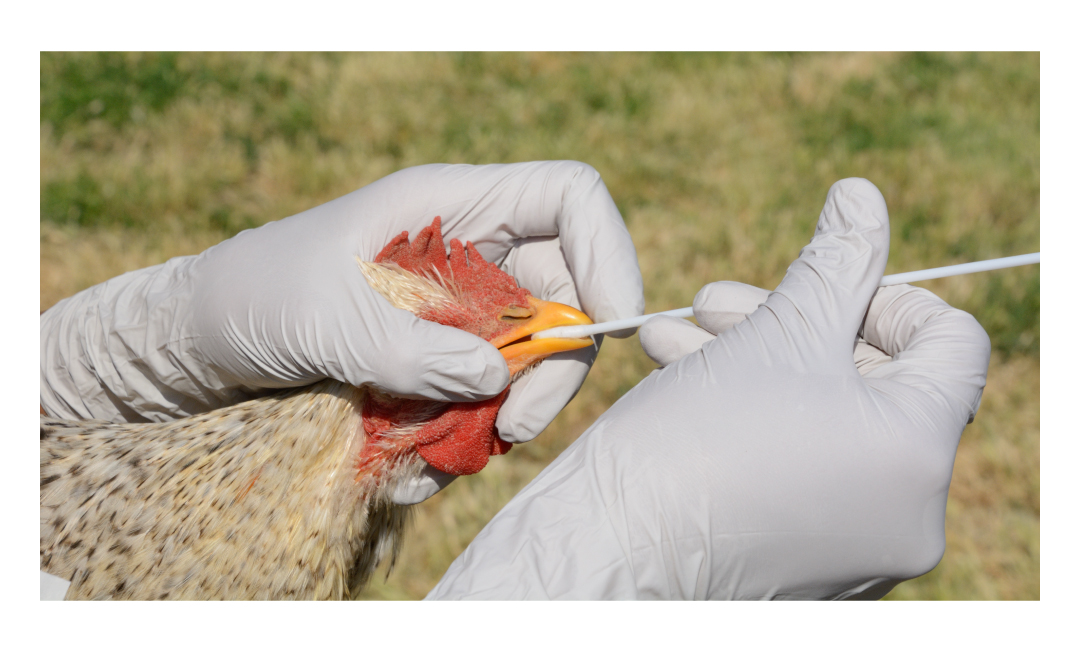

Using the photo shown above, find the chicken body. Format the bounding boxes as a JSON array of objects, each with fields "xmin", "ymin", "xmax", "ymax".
[
  {"xmin": 40, "ymin": 217, "xmax": 592, "ymax": 600},
  {"xmin": 41, "ymin": 381, "xmax": 417, "ymax": 600}
]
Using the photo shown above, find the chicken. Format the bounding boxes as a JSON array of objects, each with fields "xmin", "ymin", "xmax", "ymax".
[{"xmin": 39, "ymin": 217, "xmax": 594, "ymax": 600}]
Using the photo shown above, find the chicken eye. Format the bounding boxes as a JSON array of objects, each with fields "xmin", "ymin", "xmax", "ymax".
[{"xmin": 500, "ymin": 305, "xmax": 533, "ymax": 321}]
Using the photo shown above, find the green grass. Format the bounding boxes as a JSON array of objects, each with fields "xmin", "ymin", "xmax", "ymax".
[{"xmin": 40, "ymin": 52, "xmax": 1039, "ymax": 599}]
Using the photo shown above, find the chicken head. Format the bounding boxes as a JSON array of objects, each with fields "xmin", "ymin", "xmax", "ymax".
[{"xmin": 357, "ymin": 216, "xmax": 594, "ymax": 477}]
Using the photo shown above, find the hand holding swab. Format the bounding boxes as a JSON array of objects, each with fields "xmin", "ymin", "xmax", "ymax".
[{"xmin": 534, "ymin": 252, "xmax": 1041, "ymax": 340}]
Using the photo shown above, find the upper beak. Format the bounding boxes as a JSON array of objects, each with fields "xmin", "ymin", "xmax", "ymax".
[{"xmin": 491, "ymin": 296, "xmax": 594, "ymax": 372}]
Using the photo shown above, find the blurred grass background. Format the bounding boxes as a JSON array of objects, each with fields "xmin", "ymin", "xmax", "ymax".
[{"xmin": 40, "ymin": 52, "xmax": 1039, "ymax": 600}]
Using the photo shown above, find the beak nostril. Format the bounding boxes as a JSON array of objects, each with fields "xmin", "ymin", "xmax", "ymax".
[{"xmin": 500, "ymin": 305, "xmax": 534, "ymax": 321}]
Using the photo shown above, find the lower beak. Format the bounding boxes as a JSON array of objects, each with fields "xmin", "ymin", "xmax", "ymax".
[{"xmin": 493, "ymin": 297, "xmax": 594, "ymax": 372}]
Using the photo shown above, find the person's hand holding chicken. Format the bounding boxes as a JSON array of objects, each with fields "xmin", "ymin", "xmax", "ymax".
[{"xmin": 40, "ymin": 161, "xmax": 645, "ymax": 505}]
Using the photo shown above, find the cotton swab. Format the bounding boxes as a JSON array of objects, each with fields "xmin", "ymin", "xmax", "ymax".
[{"xmin": 533, "ymin": 252, "xmax": 1041, "ymax": 340}]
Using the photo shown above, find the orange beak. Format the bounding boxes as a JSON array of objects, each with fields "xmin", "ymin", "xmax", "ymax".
[{"xmin": 490, "ymin": 296, "xmax": 594, "ymax": 374}]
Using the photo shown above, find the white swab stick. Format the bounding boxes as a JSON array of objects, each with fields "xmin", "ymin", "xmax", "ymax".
[{"xmin": 534, "ymin": 252, "xmax": 1041, "ymax": 340}]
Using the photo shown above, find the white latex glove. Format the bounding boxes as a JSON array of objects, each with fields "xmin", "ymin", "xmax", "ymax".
[
  {"xmin": 427, "ymin": 178, "xmax": 991, "ymax": 600},
  {"xmin": 40, "ymin": 161, "xmax": 645, "ymax": 504}
]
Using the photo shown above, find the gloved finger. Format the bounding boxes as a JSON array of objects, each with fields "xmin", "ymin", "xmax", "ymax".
[
  {"xmin": 860, "ymin": 284, "xmax": 991, "ymax": 425},
  {"xmin": 536, "ymin": 162, "xmax": 644, "ymax": 337},
  {"xmin": 335, "ymin": 296, "xmax": 513, "ymax": 403},
  {"xmin": 692, "ymin": 281, "xmax": 771, "ymax": 335},
  {"xmin": 495, "ymin": 346, "xmax": 597, "ymax": 444},
  {"xmin": 639, "ymin": 315, "xmax": 716, "ymax": 367},
  {"xmin": 763, "ymin": 178, "xmax": 890, "ymax": 369},
  {"xmin": 496, "ymin": 236, "xmax": 598, "ymax": 443},
  {"xmin": 389, "ymin": 161, "xmax": 645, "ymax": 337},
  {"xmin": 390, "ymin": 463, "xmax": 459, "ymax": 506}
]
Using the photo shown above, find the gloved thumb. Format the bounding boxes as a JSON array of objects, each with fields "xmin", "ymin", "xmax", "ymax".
[{"xmin": 764, "ymin": 178, "xmax": 890, "ymax": 368}]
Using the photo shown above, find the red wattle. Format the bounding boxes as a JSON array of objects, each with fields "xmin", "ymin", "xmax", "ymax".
[{"xmin": 413, "ymin": 389, "xmax": 511, "ymax": 476}]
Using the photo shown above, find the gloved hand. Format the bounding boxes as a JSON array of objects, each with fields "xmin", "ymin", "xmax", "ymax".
[
  {"xmin": 426, "ymin": 178, "xmax": 991, "ymax": 600},
  {"xmin": 40, "ymin": 161, "xmax": 645, "ymax": 504}
]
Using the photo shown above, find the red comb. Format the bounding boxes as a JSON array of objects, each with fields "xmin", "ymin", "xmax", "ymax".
[
  {"xmin": 376, "ymin": 217, "xmax": 525, "ymax": 308},
  {"xmin": 375, "ymin": 217, "xmax": 454, "ymax": 279}
]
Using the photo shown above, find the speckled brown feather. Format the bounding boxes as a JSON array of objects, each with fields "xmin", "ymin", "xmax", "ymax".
[{"xmin": 41, "ymin": 380, "xmax": 431, "ymax": 600}]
